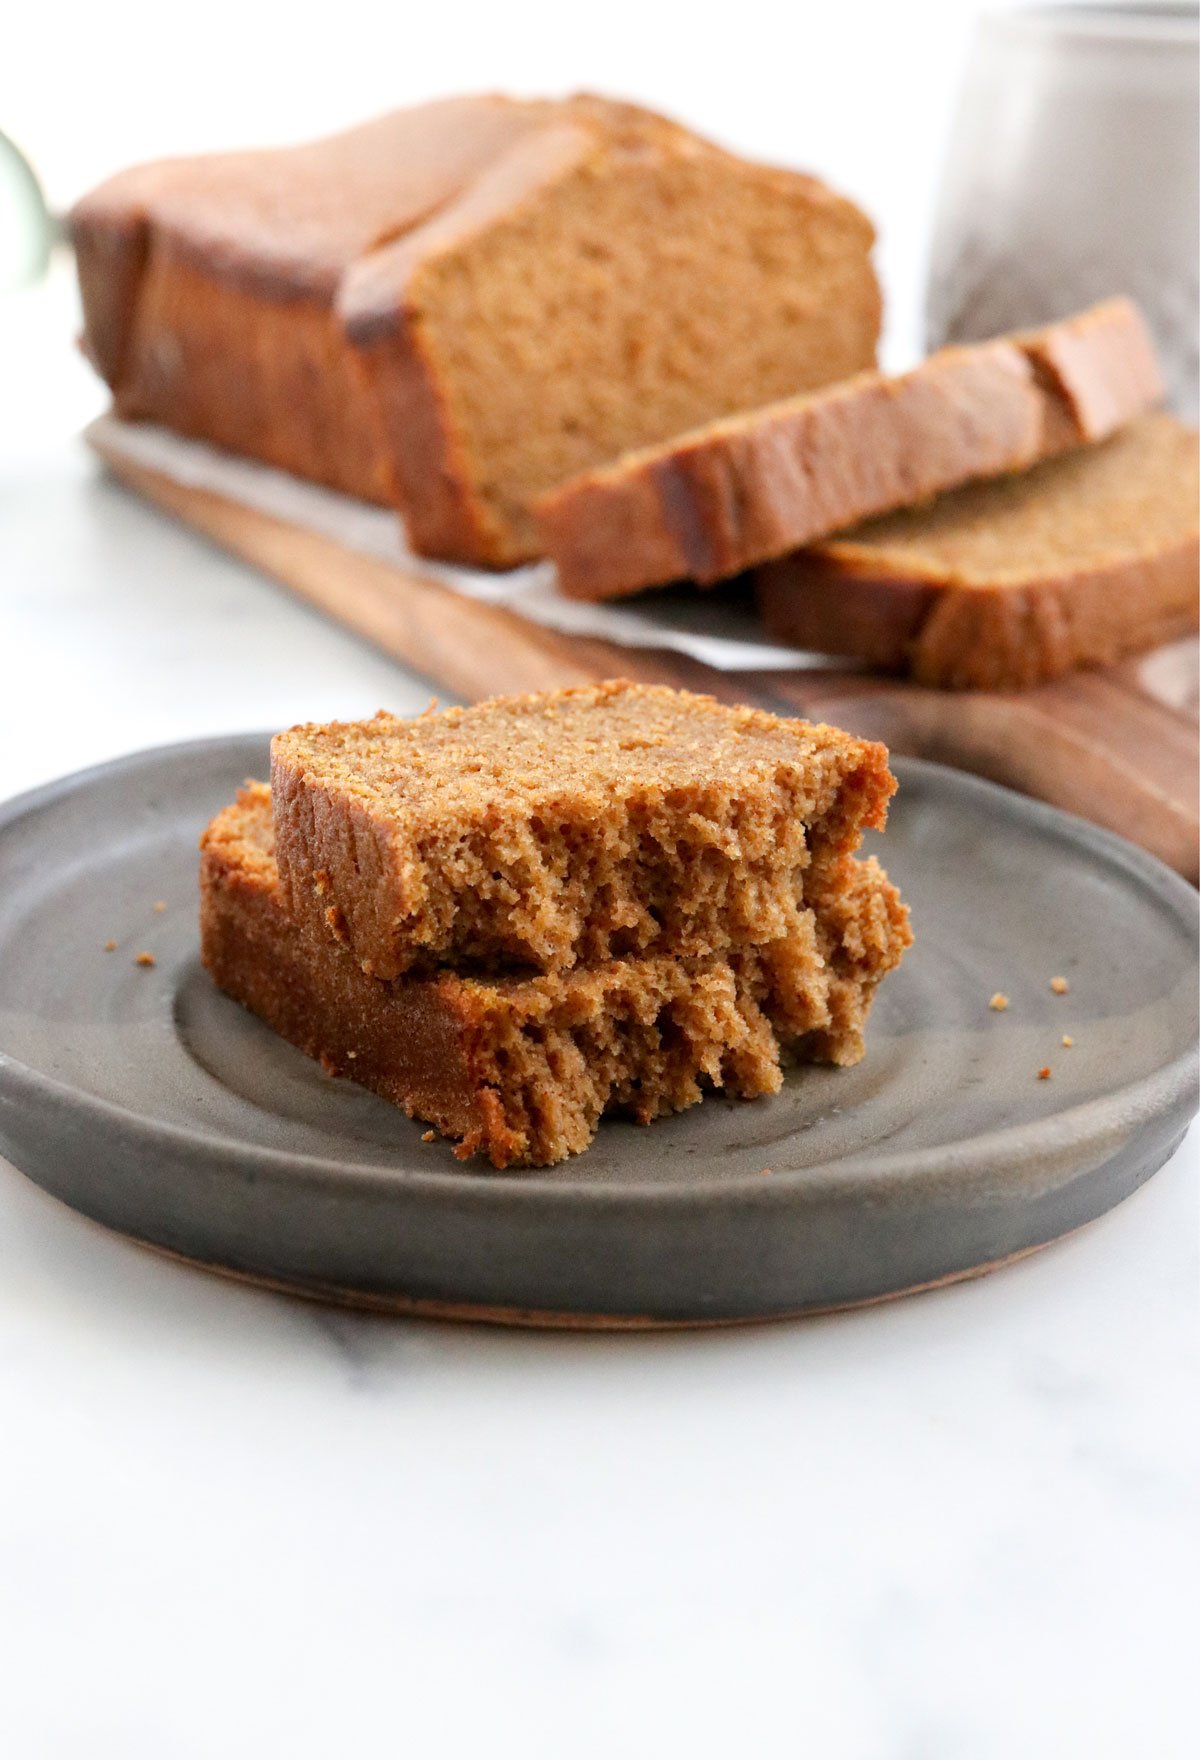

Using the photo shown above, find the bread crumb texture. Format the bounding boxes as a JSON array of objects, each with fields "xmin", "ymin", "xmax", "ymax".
[
  {"xmin": 538, "ymin": 298, "xmax": 1161, "ymax": 601},
  {"xmin": 758, "ymin": 414, "xmax": 1199, "ymax": 689},
  {"xmin": 270, "ymin": 681, "xmax": 897, "ymax": 981},
  {"xmin": 201, "ymin": 735, "xmax": 911, "ymax": 1169},
  {"xmin": 812, "ymin": 415, "xmax": 1198, "ymax": 588}
]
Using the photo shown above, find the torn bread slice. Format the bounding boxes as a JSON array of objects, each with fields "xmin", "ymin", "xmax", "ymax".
[
  {"xmin": 200, "ymin": 784, "xmax": 911, "ymax": 1167},
  {"xmin": 537, "ymin": 299, "xmax": 1163, "ymax": 601},
  {"xmin": 268, "ymin": 681, "xmax": 898, "ymax": 982},
  {"xmin": 755, "ymin": 413, "xmax": 1198, "ymax": 689}
]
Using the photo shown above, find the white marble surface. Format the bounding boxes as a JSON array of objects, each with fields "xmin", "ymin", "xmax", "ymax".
[{"xmin": 1, "ymin": 274, "xmax": 1198, "ymax": 1760}]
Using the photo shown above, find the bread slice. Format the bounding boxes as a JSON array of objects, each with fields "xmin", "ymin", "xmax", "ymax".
[
  {"xmin": 269, "ymin": 681, "xmax": 898, "ymax": 981},
  {"xmin": 72, "ymin": 95, "xmax": 880, "ymax": 565},
  {"xmin": 200, "ymin": 785, "xmax": 911, "ymax": 1167},
  {"xmin": 756, "ymin": 414, "xmax": 1199, "ymax": 689},
  {"xmin": 537, "ymin": 299, "xmax": 1164, "ymax": 601}
]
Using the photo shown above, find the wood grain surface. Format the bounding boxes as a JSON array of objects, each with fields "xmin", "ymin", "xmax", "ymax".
[{"xmin": 93, "ymin": 436, "xmax": 1200, "ymax": 882}]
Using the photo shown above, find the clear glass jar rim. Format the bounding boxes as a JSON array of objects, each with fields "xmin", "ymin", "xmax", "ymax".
[{"xmin": 980, "ymin": 3, "xmax": 1199, "ymax": 46}]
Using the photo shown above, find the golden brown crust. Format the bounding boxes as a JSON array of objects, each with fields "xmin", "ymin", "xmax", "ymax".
[
  {"xmin": 1016, "ymin": 298, "xmax": 1166, "ymax": 445},
  {"xmin": 71, "ymin": 98, "xmax": 542, "ymax": 304},
  {"xmin": 71, "ymin": 97, "xmax": 554, "ymax": 504},
  {"xmin": 758, "ymin": 542, "xmax": 1199, "ymax": 687},
  {"xmin": 200, "ymin": 783, "xmax": 911, "ymax": 1167},
  {"xmin": 111, "ymin": 259, "xmax": 394, "ymax": 502},
  {"xmin": 755, "ymin": 415, "xmax": 1199, "ymax": 689},
  {"xmin": 538, "ymin": 299, "xmax": 1164, "ymax": 601}
]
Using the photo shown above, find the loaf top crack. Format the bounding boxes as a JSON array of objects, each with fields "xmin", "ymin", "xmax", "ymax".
[{"xmin": 270, "ymin": 680, "xmax": 897, "ymax": 980}]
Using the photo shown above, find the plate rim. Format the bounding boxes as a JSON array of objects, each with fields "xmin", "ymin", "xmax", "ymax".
[{"xmin": 0, "ymin": 731, "xmax": 1196, "ymax": 1210}]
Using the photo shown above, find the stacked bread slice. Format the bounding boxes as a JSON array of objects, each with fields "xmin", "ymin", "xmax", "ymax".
[
  {"xmin": 756, "ymin": 413, "xmax": 1199, "ymax": 689},
  {"xmin": 200, "ymin": 683, "xmax": 911, "ymax": 1167},
  {"xmin": 537, "ymin": 300, "xmax": 1164, "ymax": 599},
  {"xmin": 535, "ymin": 299, "xmax": 1198, "ymax": 689}
]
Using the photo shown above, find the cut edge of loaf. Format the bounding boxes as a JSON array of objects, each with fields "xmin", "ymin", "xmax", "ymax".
[
  {"xmin": 756, "ymin": 538, "xmax": 1199, "ymax": 689},
  {"xmin": 536, "ymin": 298, "xmax": 1163, "ymax": 601},
  {"xmin": 339, "ymin": 119, "xmax": 602, "ymax": 565},
  {"xmin": 340, "ymin": 105, "xmax": 880, "ymax": 567},
  {"xmin": 755, "ymin": 414, "xmax": 1199, "ymax": 689}
]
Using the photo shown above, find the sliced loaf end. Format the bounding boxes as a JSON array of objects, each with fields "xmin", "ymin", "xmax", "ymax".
[
  {"xmin": 756, "ymin": 413, "xmax": 1199, "ymax": 689},
  {"xmin": 537, "ymin": 298, "xmax": 1165, "ymax": 602}
]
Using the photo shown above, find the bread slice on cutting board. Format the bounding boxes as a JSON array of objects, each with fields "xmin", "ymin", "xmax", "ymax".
[
  {"xmin": 537, "ymin": 299, "xmax": 1164, "ymax": 601},
  {"xmin": 755, "ymin": 413, "xmax": 1199, "ymax": 690}
]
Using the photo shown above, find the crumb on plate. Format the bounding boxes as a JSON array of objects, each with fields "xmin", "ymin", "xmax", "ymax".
[
  {"xmin": 1037, "ymin": 1065, "xmax": 1051, "ymax": 1080},
  {"xmin": 103, "ymin": 939, "xmax": 118, "ymax": 952},
  {"xmin": 989, "ymin": 992, "xmax": 1009, "ymax": 1011},
  {"xmin": 1050, "ymin": 976, "xmax": 1069, "ymax": 994},
  {"xmin": 1061, "ymin": 1034, "xmax": 1074, "ymax": 1048},
  {"xmin": 134, "ymin": 951, "xmax": 156, "ymax": 968}
]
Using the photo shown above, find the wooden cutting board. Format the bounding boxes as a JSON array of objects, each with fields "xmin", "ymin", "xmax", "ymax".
[{"xmin": 92, "ymin": 435, "xmax": 1200, "ymax": 883}]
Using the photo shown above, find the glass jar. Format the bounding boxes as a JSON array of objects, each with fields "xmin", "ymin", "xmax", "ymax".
[
  {"xmin": 0, "ymin": 130, "xmax": 52, "ymax": 291},
  {"xmin": 926, "ymin": 4, "xmax": 1199, "ymax": 417}
]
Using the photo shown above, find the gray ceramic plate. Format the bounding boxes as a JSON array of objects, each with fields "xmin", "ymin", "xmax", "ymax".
[{"xmin": 0, "ymin": 736, "xmax": 1195, "ymax": 1326}]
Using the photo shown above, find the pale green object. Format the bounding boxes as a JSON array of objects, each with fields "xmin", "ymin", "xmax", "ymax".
[{"xmin": 0, "ymin": 130, "xmax": 53, "ymax": 290}]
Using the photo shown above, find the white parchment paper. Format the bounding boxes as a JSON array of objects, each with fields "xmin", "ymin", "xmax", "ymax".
[{"xmin": 87, "ymin": 415, "xmax": 835, "ymax": 673}]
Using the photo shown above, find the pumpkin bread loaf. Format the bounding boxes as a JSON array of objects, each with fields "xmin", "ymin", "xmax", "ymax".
[
  {"xmin": 269, "ymin": 681, "xmax": 898, "ymax": 982},
  {"xmin": 71, "ymin": 98, "xmax": 545, "ymax": 506},
  {"xmin": 73, "ymin": 95, "xmax": 880, "ymax": 566},
  {"xmin": 756, "ymin": 412, "xmax": 1199, "ymax": 689},
  {"xmin": 200, "ymin": 784, "xmax": 911, "ymax": 1168},
  {"xmin": 536, "ymin": 299, "xmax": 1163, "ymax": 600}
]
